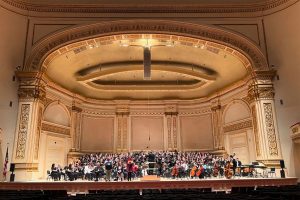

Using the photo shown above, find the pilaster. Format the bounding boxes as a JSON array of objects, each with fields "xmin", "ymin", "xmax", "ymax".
[
  {"xmin": 115, "ymin": 104, "xmax": 130, "ymax": 153},
  {"xmin": 12, "ymin": 72, "xmax": 46, "ymax": 180},
  {"xmin": 70, "ymin": 103, "xmax": 82, "ymax": 152},
  {"xmin": 164, "ymin": 104, "xmax": 179, "ymax": 151},
  {"xmin": 248, "ymin": 70, "xmax": 283, "ymax": 167}
]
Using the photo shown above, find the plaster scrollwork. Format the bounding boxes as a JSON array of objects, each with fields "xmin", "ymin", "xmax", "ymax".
[
  {"xmin": 16, "ymin": 104, "xmax": 30, "ymax": 159},
  {"xmin": 263, "ymin": 103, "xmax": 279, "ymax": 156},
  {"xmin": 251, "ymin": 105, "xmax": 261, "ymax": 157},
  {"xmin": 248, "ymin": 85, "xmax": 275, "ymax": 103},
  {"xmin": 34, "ymin": 107, "xmax": 43, "ymax": 160}
]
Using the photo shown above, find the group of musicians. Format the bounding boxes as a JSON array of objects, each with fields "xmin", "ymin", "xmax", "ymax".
[{"xmin": 49, "ymin": 151, "xmax": 264, "ymax": 181}]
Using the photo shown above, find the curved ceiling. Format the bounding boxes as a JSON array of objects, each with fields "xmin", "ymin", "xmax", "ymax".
[{"xmin": 45, "ymin": 34, "xmax": 249, "ymax": 100}]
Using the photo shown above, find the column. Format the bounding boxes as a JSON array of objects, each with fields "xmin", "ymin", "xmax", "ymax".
[
  {"xmin": 12, "ymin": 72, "xmax": 46, "ymax": 180},
  {"xmin": 248, "ymin": 70, "xmax": 283, "ymax": 167}
]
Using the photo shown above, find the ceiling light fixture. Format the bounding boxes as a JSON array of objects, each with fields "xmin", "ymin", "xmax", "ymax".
[{"xmin": 119, "ymin": 38, "xmax": 174, "ymax": 80}]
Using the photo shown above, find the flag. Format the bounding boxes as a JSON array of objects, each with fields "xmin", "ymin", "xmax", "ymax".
[{"xmin": 3, "ymin": 147, "xmax": 8, "ymax": 178}]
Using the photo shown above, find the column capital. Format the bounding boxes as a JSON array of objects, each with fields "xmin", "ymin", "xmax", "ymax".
[
  {"xmin": 16, "ymin": 71, "xmax": 47, "ymax": 103},
  {"xmin": 248, "ymin": 84, "xmax": 275, "ymax": 102}
]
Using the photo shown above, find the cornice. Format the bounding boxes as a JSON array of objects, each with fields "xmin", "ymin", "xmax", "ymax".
[{"xmin": 0, "ymin": 0, "xmax": 296, "ymax": 16}]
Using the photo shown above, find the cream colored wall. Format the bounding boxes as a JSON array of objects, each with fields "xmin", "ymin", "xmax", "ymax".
[
  {"xmin": 0, "ymin": 7, "xmax": 27, "ymax": 179},
  {"xmin": 264, "ymin": 1, "xmax": 300, "ymax": 178}
]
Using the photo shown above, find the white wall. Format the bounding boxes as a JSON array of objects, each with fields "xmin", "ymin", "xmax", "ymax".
[
  {"xmin": 0, "ymin": 7, "xmax": 27, "ymax": 178},
  {"xmin": 264, "ymin": 1, "xmax": 300, "ymax": 177}
]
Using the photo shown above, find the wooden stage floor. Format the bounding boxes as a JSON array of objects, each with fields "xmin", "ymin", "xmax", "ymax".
[{"xmin": 0, "ymin": 177, "xmax": 298, "ymax": 192}]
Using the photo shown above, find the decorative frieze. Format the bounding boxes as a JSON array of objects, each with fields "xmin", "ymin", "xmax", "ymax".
[
  {"xmin": 223, "ymin": 119, "xmax": 252, "ymax": 133},
  {"xmin": 263, "ymin": 103, "xmax": 279, "ymax": 156},
  {"xmin": 41, "ymin": 122, "xmax": 70, "ymax": 135},
  {"xmin": 16, "ymin": 104, "xmax": 30, "ymax": 159}
]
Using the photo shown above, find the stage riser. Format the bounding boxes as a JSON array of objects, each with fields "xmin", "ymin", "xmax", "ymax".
[{"xmin": 0, "ymin": 178, "xmax": 297, "ymax": 192}]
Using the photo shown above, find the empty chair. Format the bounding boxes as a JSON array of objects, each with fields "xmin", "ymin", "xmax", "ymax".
[{"xmin": 268, "ymin": 168, "xmax": 276, "ymax": 178}]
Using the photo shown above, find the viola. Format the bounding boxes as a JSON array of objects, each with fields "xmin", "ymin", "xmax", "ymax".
[{"xmin": 196, "ymin": 166, "xmax": 203, "ymax": 177}]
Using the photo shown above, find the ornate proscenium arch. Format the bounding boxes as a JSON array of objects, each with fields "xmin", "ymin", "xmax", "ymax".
[{"xmin": 24, "ymin": 20, "xmax": 269, "ymax": 73}]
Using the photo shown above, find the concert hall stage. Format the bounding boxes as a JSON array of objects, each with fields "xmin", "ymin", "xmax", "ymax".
[{"xmin": 0, "ymin": 177, "xmax": 297, "ymax": 193}]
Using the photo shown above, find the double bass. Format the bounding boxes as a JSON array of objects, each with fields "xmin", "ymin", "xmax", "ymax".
[{"xmin": 224, "ymin": 161, "xmax": 233, "ymax": 179}]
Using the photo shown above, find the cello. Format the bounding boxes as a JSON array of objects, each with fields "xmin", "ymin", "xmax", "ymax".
[
  {"xmin": 196, "ymin": 165, "xmax": 204, "ymax": 178},
  {"xmin": 190, "ymin": 165, "xmax": 197, "ymax": 178},
  {"xmin": 171, "ymin": 165, "xmax": 179, "ymax": 178}
]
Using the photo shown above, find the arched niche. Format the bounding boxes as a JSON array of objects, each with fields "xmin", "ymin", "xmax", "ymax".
[
  {"xmin": 223, "ymin": 100, "xmax": 251, "ymax": 125},
  {"xmin": 43, "ymin": 102, "xmax": 70, "ymax": 127}
]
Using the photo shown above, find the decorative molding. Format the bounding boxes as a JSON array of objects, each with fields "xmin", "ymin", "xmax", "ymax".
[
  {"xmin": 72, "ymin": 105, "xmax": 82, "ymax": 113},
  {"xmin": 16, "ymin": 104, "xmax": 30, "ymax": 159},
  {"xmin": 41, "ymin": 122, "xmax": 70, "ymax": 135},
  {"xmin": 248, "ymin": 85, "xmax": 275, "ymax": 102},
  {"xmin": 263, "ymin": 103, "xmax": 279, "ymax": 156},
  {"xmin": 34, "ymin": 106, "xmax": 43, "ymax": 160},
  {"xmin": 1, "ymin": 0, "xmax": 294, "ymax": 15},
  {"xmin": 290, "ymin": 122, "xmax": 300, "ymax": 143},
  {"xmin": 179, "ymin": 108, "xmax": 211, "ymax": 116},
  {"xmin": 223, "ymin": 119, "xmax": 252, "ymax": 133},
  {"xmin": 23, "ymin": 20, "xmax": 267, "ymax": 73},
  {"xmin": 251, "ymin": 105, "xmax": 261, "ymax": 157}
]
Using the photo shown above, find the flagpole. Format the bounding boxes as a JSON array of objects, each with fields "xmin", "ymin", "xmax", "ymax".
[{"xmin": 2, "ymin": 143, "xmax": 9, "ymax": 182}]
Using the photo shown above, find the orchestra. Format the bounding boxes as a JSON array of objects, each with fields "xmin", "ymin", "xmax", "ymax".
[{"xmin": 48, "ymin": 151, "xmax": 268, "ymax": 181}]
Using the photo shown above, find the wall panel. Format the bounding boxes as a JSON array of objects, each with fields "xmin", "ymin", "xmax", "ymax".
[
  {"xmin": 131, "ymin": 116, "xmax": 164, "ymax": 151},
  {"xmin": 180, "ymin": 114, "xmax": 213, "ymax": 151},
  {"xmin": 81, "ymin": 115, "xmax": 114, "ymax": 152}
]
